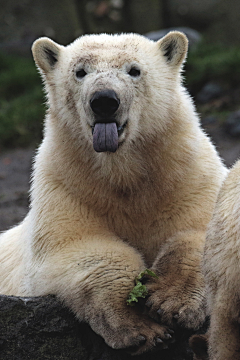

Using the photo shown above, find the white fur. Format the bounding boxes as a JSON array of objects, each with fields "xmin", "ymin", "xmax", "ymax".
[
  {"xmin": 204, "ymin": 159, "xmax": 240, "ymax": 360},
  {"xmin": 0, "ymin": 32, "xmax": 227, "ymax": 353}
]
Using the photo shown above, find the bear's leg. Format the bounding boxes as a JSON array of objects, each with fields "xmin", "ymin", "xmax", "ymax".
[
  {"xmin": 28, "ymin": 236, "xmax": 174, "ymax": 355},
  {"xmin": 208, "ymin": 300, "xmax": 240, "ymax": 360},
  {"xmin": 141, "ymin": 230, "xmax": 206, "ymax": 329}
]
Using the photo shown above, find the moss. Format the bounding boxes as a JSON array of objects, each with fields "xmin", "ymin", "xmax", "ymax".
[{"xmin": 0, "ymin": 52, "xmax": 44, "ymax": 149}]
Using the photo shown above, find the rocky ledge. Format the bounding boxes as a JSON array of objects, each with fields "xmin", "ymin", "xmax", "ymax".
[{"xmin": 0, "ymin": 295, "xmax": 208, "ymax": 360}]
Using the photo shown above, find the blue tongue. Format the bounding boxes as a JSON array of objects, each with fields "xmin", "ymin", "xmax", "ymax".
[{"xmin": 93, "ymin": 122, "xmax": 118, "ymax": 152}]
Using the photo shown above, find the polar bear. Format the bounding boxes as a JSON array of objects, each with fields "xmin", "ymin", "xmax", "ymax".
[
  {"xmin": 0, "ymin": 31, "xmax": 227, "ymax": 354},
  {"xmin": 196, "ymin": 159, "xmax": 240, "ymax": 360}
]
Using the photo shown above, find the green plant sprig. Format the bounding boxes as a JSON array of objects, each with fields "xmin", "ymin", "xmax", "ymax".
[{"xmin": 126, "ymin": 269, "xmax": 158, "ymax": 306}]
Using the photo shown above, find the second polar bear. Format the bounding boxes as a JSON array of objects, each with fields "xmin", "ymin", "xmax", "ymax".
[
  {"xmin": 200, "ymin": 159, "xmax": 240, "ymax": 360},
  {"xmin": 0, "ymin": 32, "xmax": 227, "ymax": 354}
]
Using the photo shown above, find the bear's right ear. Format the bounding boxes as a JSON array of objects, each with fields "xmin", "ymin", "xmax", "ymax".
[{"xmin": 32, "ymin": 37, "xmax": 63, "ymax": 74}]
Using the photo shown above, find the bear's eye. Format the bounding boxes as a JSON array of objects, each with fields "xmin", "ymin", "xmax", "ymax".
[
  {"xmin": 76, "ymin": 69, "xmax": 87, "ymax": 79},
  {"xmin": 128, "ymin": 67, "xmax": 141, "ymax": 77}
]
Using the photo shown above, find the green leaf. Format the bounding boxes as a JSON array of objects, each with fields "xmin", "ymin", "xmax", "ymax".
[
  {"xmin": 126, "ymin": 268, "xmax": 158, "ymax": 306},
  {"xmin": 136, "ymin": 268, "xmax": 158, "ymax": 282},
  {"xmin": 126, "ymin": 282, "xmax": 148, "ymax": 306}
]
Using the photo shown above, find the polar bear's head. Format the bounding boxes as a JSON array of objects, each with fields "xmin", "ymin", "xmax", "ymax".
[{"xmin": 32, "ymin": 32, "xmax": 188, "ymax": 154}]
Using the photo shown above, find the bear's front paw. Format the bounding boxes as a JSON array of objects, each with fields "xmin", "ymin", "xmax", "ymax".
[
  {"xmin": 90, "ymin": 309, "xmax": 174, "ymax": 355},
  {"xmin": 142, "ymin": 275, "xmax": 206, "ymax": 330},
  {"xmin": 110, "ymin": 318, "xmax": 174, "ymax": 355}
]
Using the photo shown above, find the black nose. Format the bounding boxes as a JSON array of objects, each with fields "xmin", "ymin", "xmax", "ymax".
[{"xmin": 90, "ymin": 89, "xmax": 120, "ymax": 118}]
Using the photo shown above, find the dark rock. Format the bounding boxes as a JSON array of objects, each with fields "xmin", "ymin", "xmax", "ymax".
[
  {"xmin": 0, "ymin": 148, "xmax": 33, "ymax": 232},
  {"xmin": 145, "ymin": 27, "xmax": 201, "ymax": 48},
  {"xmin": 225, "ymin": 110, "xmax": 240, "ymax": 137},
  {"xmin": 0, "ymin": 295, "xmax": 89, "ymax": 360},
  {"xmin": 0, "ymin": 294, "xmax": 209, "ymax": 360},
  {"xmin": 196, "ymin": 83, "xmax": 224, "ymax": 104}
]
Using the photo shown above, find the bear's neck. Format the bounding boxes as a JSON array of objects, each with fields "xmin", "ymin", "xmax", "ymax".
[{"xmin": 35, "ymin": 112, "xmax": 200, "ymax": 206}]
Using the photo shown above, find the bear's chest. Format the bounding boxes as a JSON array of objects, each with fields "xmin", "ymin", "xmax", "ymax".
[{"xmin": 105, "ymin": 204, "xmax": 177, "ymax": 266}]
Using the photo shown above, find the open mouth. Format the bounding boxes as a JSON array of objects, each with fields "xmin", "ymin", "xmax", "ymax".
[{"xmin": 91, "ymin": 121, "xmax": 127, "ymax": 153}]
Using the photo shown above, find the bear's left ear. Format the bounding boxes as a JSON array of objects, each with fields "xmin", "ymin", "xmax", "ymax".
[
  {"xmin": 157, "ymin": 31, "xmax": 188, "ymax": 67},
  {"xmin": 32, "ymin": 37, "xmax": 63, "ymax": 74}
]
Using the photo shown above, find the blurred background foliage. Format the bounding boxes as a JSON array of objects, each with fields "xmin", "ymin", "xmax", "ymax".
[
  {"xmin": 1, "ymin": 0, "xmax": 240, "ymax": 149},
  {"xmin": 0, "ymin": 53, "xmax": 44, "ymax": 148}
]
